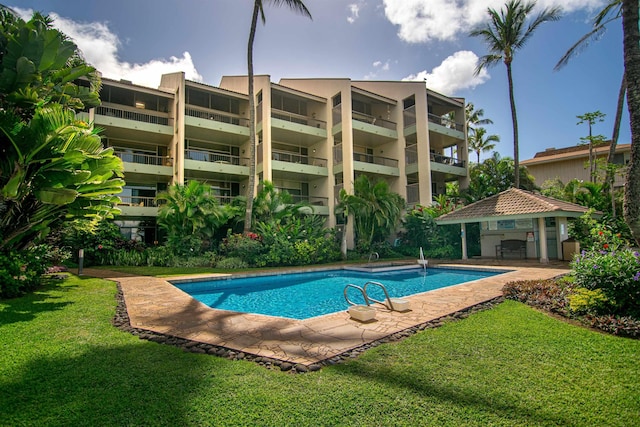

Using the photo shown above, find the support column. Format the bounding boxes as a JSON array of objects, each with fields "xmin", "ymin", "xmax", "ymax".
[
  {"xmin": 461, "ymin": 223, "xmax": 468, "ymax": 260},
  {"xmin": 537, "ymin": 217, "xmax": 549, "ymax": 264}
]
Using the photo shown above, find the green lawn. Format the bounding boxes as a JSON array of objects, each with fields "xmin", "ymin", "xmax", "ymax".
[{"xmin": 1, "ymin": 275, "xmax": 638, "ymax": 426}]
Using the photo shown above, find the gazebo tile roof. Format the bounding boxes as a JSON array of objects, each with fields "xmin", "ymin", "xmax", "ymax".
[{"xmin": 436, "ymin": 188, "xmax": 591, "ymax": 223}]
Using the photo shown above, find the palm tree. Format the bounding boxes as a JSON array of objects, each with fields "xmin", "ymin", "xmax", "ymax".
[
  {"xmin": 465, "ymin": 102, "xmax": 494, "ymax": 134},
  {"xmin": 470, "ymin": 0, "xmax": 561, "ymax": 189},
  {"xmin": 245, "ymin": 0, "xmax": 312, "ymax": 234},
  {"xmin": 621, "ymin": 0, "xmax": 640, "ymax": 245},
  {"xmin": 335, "ymin": 175, "xmax": 405, "ymax": 254},
  {"xmin": 555, "ymin": 1, "xmax": 623, "ymax": 216},
  {"xmin": 156, "ymin": 181, "xmax": 230, "ymax": 255},
  {"xmin": 468, "ymin": 127, "xmax": 500, "ymax": 163}
]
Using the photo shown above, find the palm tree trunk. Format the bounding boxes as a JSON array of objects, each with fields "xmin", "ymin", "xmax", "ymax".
[
  {"xmin": 506, "ymin": 61, "xmax": 520, "ymax": 189},
  {"xmin": 606, "ymin": 74, "xmax": 626, "ymax": 218},
  {"xmin": 622, "ymin": 0, "xmax": 640, "ymax": 246},
  {"xmin": 244, "ymin": 3, "xmax": 260, "ymax": 234}
]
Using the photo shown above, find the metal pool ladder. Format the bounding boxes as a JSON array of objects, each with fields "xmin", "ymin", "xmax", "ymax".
[{"xmin": 343, "ymin": 281, "xmax": 410, "ymax": 312}]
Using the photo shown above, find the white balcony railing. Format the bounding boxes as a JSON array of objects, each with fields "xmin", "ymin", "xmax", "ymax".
[{"xmin": 97, "ymin": 105, "xmax": 170, "ymax": 126}]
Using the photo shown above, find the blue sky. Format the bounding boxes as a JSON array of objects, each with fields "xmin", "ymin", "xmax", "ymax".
[{"xmin": 12, "ymin": 0, "xmax": 628, "ymax": 161}]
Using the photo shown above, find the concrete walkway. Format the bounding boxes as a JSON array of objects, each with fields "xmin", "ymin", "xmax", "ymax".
[{"xmin": 85, "ymin": 260, "xmax": 569, "ymax": 366}]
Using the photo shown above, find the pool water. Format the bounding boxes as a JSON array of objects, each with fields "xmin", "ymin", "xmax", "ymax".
[{"xmin": 172, "ymin": 267, "xmax": 504, "ymax": 320}]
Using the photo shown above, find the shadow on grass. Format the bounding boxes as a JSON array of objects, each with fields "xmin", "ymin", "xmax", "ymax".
[
  {"xmin": 0, "ymin": 279, "xmax": 76, "ymax": 326},
  {"xmin": 0, "ymin": 343, "xmax": 213, "ymax": 426},
  {"xmin": 332, "ymin": 358, "xmax": 572, "ymax": 426}
]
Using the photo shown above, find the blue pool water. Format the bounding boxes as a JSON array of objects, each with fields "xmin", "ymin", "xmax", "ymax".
[{"xmin": 172, "ymin": 267, "xmax": 504, "ymax": 320}]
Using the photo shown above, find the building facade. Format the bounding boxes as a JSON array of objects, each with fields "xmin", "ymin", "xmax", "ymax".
[
  {"xmin": 80, "ymin": 73, "xmax": 469, "ymax": 247},
  {"xmin": 521, "ymin": 143, "xmax": 631, "ymax": 189}
]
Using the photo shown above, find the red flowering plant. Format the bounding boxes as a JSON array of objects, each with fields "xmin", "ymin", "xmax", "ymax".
[{"xmin": 570, "ymin": 220, "xmax": 640, "ymax": 318}]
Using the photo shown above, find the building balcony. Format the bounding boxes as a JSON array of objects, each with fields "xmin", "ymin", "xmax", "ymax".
[
  {"xmin": 94, "ymin": 105, "xmax": 173, "ymax": 142},
  {"xmin": 351, "ymin": 111, "xmax": 398, "ymax": 143},
  {"xmin": 184, "ymin": 149, "xmax": 250, "ymax": 178},
  {"xmin": 427, "ymin": 112, "xmax": 465, "ymax": 141},
  {"xmin": 352, "ymin": 152, "xmax": 399, "ymax": 177},
  {"xmin": 117, "ymin": 195, "xmax": 159, "ymax": 217},
  {"xmin": 406, "ymin": 183, "xmax": 420, "ymax": 205},
  {"xmin": 114, "ymin": 150, "xmax": 173, "ymax": 177},
  {"xmin": 270, "ymin": 108, "xmax": 327, "ymax": 145},
  {"xmin": 270, "ymin": 149, "xmax": 329, "ymax": 179},
  {"xmin": 283, "ymin": 193, "xmax": 330, "ymax": 216},
  {"xmin": 430, "ymin": 153, "xmax": 467, "ymax": 177},
  {"xmin": 184, "ymin": 106, "xmax": 250, "ymax": 142}
]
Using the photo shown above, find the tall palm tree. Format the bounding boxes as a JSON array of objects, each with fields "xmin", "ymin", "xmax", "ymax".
[
  {"xmin": 468, "ymin": 127, "xmax": 500, "ymax": 163},
  {"xmin": 465, "ymin": 102, "xmax": 494, "ymax": 134},
  {"xmin": 470, "ymin": 0, "xmax": 561, "ymax": 189},
  {"xmin": 621, "ymin": 0, "xmax": 640, "ymax": 245},
  {"xmin": 555, "ymin": 1, "xmax": 623, "ymax": 216},
  {"xmin": 244, "ymin": 0, "xmax": 312, "ymax": 234}
]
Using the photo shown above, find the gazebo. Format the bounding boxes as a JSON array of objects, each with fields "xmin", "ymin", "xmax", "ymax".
[{"xmin": 435, "ymin": 188, "xmax": 593, "ymax": 263}]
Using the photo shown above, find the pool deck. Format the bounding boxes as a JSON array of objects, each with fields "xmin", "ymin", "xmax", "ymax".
[{"xmin": 85, "ymin": 260, "xmax": 570, "ymax": 366}]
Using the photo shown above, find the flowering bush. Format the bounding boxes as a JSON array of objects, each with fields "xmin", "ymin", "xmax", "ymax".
[
  {"xmin": 571, "ymin": 248, "xmax": 640, "ymax": 318},
  {"xmin": 0, "ymin": 246, "xmax": 49, "ymax": 298}
]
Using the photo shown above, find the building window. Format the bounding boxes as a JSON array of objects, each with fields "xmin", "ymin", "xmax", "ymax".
[{"xmin": 332, "ymin": 93, "xmax": 341, "ymax": 107}]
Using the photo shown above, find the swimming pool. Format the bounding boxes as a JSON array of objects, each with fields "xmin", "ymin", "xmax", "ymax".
[{"xmin": 172, "ymin": 267, "xmax": 505, "ymax": 320}]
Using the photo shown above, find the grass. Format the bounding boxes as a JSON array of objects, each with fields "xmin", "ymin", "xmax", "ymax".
[{"xmin": 1, "ymin": 275, "xmax": 639, "ymax": 426}]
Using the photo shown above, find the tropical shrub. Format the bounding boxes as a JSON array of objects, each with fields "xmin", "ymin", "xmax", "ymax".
[
  {"xmin": 568, "ymin": 288, "xmax": 609, "ymax": 315},
  {"xmin": 0, "ymin": 246, "xmax": 49, "ymax": 298},
  {"xmin": 216, "ymin": 257, "xmax": 249, "ymax": 270},
  {"xmin": 503, "ymin": 277, "xmax": 640, "ymax": 338},
  {"xmin": 145, "ymin": 246, "xmax": 175, "ymax": 267},
  {"xmin": 219, "ymin": 230, "xmax": 265, "ymax": 265},
  {"xmin": 569, "ymin": 210, "xmax": 632, "ymax": 251},
  {"xmin": 335, "ymin": 175, "xmax": 405, "ymax": 255},
  {"xmin": 571, "ymin": 248, "xmax": 640, "ymax": 318},
  {"xmin": 156, "ymin": 181, "xmax": 236, "ymax": 256},
  {"xmin": 52, "ymin": 219, "xmax": 141, "ymax": 266},
  {"xmin": 399, "ymin": 202, "xmax": 461, "ymax": 259}
]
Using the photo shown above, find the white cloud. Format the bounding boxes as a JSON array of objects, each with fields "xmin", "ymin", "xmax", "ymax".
[
  {"xmin": 403, "ymin": 50, "xmax": 489, "ymax": 95},
  {"xmin": 364, "ymin": 59, "xmax": 392, "ymax": 80},
  {"xmin": 347, "ymin": 2, "xmax": 366, "ymax": 24},
  {"xmin": 11, "ymin": 7, "xmax": 202, "ymax": 88},
  {"xmin": 382, "ymin": 0, "xmax": 607, "ymax": 43}
]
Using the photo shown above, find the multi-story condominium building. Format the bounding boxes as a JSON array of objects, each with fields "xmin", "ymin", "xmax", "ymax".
[
  {"xmin": 80, "ymin": 73, "xmax": 468, "ymax": 248},
  {"xmin": 521, "ymin": 142, "xmax": 631, "ymax": 189}
]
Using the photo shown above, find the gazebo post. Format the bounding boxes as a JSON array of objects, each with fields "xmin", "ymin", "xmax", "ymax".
[
  {"xmin": 538, "ymin": 217, "xmax": 549, "ymax": 264},
  {"xmin": 461, "ymin": 223, "xmax": 468, "ymax": 260}
]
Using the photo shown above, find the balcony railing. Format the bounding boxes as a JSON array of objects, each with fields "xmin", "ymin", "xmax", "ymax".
[
  {"xmin": 405, "ymin": 144, "xmax": 418, "ymax": 165},
  {"xmin": 403, "ymin": 105, "xmax": 416, "ymax": 128},
  {"xmin": 272, "ymin": 149, "xmax": 327, "ymax": 167},
  {"xmin": 114, "ymin": 150, "xmax": 170, "ymax": 166},
  {"xmin": 285, "ymin": 194, "xmax": 330, "ymax": 206},
  {"xmin": 427, "ymin": 113, "xmax": 464, "ymax": 132},
  {"xmin": 352, "ymin": 111, "xmax": 396, "ymax": 130},
  {"xmin": 185, "ymin": 106, "xmax": 248, "ymax": 127},
  {"xmin": 332, "ymin": 144, "xmax": 343, "ymax": 164},
  {"xmin": 185, "ymin": 149, "xmax": 244, "ymax": 165},
  {"xmin": 118, "ymin": 195, "xmax": 158, "ymax": 208},
  {"xmin": 431, "ymin": 152, "xmax": 465, "ymax": 167},
  {"xmin": 353, "ymin": 152, "xmax": 399, "ymax": 168},
  {"xmin": 406, "ymin": 183, "xmax": 420, "ymax": 205},
  {"xmin": 271, "ymin": 108, "xmax": 326, "ymax": 129},
  {"xmin": 97, "ymin": 105, "xmax": 170, "ymax": 126}
]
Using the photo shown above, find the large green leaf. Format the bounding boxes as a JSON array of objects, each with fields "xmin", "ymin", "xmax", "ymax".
[
  {"xmin": 36, "ymin": 187, "xmax": 78, "ymax": 205},
  {"xmin": 1, "ymin": 165, "xmax": 25, "ymax": 200}
]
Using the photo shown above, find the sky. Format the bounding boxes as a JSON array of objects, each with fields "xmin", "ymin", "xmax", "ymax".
[{"xmin": 11, "ymin": 0, "xmax": 629, "ymax": 162}]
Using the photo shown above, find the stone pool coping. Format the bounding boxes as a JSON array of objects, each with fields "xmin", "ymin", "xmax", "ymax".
[{"xmin": 85, "ymin": 262, "xmax": 570, "ymax": 367}]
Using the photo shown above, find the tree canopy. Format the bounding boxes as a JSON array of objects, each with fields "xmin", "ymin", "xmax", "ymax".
[{"xmin": 0, "ymin": 10, "xmax": 122, "ymax": 251}]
